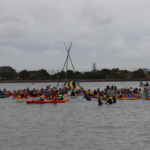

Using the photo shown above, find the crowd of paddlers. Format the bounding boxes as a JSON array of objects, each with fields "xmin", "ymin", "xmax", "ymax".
[{"xmin": 0, "ymin": 81, "xmax": 150, "ymax": 104}]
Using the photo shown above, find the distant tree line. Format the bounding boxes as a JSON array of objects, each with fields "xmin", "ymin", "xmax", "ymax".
[{"xmin": 0, "ymin": 65, "xmax": 147, "ymax": 80}]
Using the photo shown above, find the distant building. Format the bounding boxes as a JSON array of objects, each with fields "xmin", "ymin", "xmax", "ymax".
[
  {"xmin": 142, "ymin": 68, "xmax": 149, "ymax": 74},
  {"xmin": 13, "ymin": 74, "xmax": 21, "ymax": 79},
  {"xmin": 29, "ymin": 71, "xmax": 40, "ymax": 76},
  {"xmin": 117, "ymin": 70, "xmax": 129, "ymax": 74}
]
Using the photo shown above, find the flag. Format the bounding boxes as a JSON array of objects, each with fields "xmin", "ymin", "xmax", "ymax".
[
  {"xmin": 62, "ymin": 82, "xmax": 66, "ymax": 88},
  {"xmin": 75, "ymin": 80, "xmax": 79, "ymax": 89}
]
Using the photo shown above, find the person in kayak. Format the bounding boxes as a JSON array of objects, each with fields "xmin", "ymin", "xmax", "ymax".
[
  {"xmin": 54, "ymin": 93, "xmax": 58, "ymax": 101},
  {"xmin": 84, "ymin": 92, "xmax": 91, "ymax": 100},
  {"xmin": 118, "ymin": 93, "xmax": 123, "ymax": 98},
  {"xmin": 106, "ymin": 85, "xmax": 110, "ymax": 89},
  {"xmin": 106, "ymin": 96, "xmax": 113, "ymax": 104},
  {"xmin": 97, "ymin": 88, "xmax": 100, "ymax": 93},
  {"xmin": 94, "ymin": 90, "xmax": 97, "ymax": 95},
  {"xmin": 40, "ymin": 95, "xmax": 44, "ymax": 101},
  {"xmin": 145, "ymin": 82, "xmax": 149, "ymax": 86},
  {"xmin": 57, "ymin": 92, "xmax": 64, "ymax": 100},
  {"xmin": 99, "ymin": 91, "xmax": 103, "ymax": 97},
  {"xmin": 71, "ymin": 89, "xmax": 76, "ymax": 96},
  {"xmin": 111, "ymin": 85, "xmax": 114, "ymax": 89},
  {"xmin": 128, "ymin": 92, "xmax": 133, "ymax": 98},
  {"xmin": 89, "ymin": 90, "xmax": 94, "ymax": 96}
]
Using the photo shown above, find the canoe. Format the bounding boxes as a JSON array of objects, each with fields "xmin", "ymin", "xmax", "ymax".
[
  {"xmin": 26, "ymin": 100, "xmax": 65, "ymax": 104},
  {"xmin": 0, "ymin": 95, "xmax": 6, "ymax": 98}
]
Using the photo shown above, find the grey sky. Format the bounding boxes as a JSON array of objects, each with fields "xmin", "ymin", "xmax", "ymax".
[{"xmin": 0, "ymin": 0, "xmax": 150, "ymax": 73}]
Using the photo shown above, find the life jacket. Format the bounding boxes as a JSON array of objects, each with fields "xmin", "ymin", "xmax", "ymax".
[
  {"xmin": 89, "ymin": 91, "xmax": 93, "ymax": 95},
  {"xmin": 40, "ymin": 95, "xmax": 44, "ymax": 100}
]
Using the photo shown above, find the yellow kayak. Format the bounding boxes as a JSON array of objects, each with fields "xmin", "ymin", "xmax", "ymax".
[
  {"xmin": 116, "ymin": 97, "xmax": 138, "ymax": 100},
  {"xmin": 16, "ymin": 97, "xmax": 25, "ymax": 101},
  {"xmin": 103, "ymin": 95, "xmax": 138, "ymax": 100}
]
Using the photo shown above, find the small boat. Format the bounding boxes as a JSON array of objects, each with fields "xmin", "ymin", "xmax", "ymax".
[
  {"xmin": 0, "ymin": 95, "xmax": 6, "ymax": 98},
  {"xmin": 139, "ymin": 83, "xmax": 149, "ymax": 87},
  {"xmin": 139, "ymin": 83, "xmax": 144, "ymax": 87},
  {"xmin": 89, "ymin": 94, "xmax": 99, "ymax": 98},
  {"xmin": 44, "ymin": 98, "xmax": 69, "ymax": 102},
  {"xmin": 16, "ymin": 97, "xmax": 25, "ymax": 101},
  {"xmin": 146, "ymin": 95, "xmax": 150, "ymax": 100},
  {"xmin": 30, "ymin": 95, "xmax": 40, "ymax": 98},
  {"xmin": 26, "ymin": 100, "xmax": 65, "ymax": 104},
  {"xmin": 116, "ymin": 97, "xmax": 138, "ymax": 100},
  {"xmin": 134, "ymin": 94, "xmax": 142, "ymax": 98},
  {"xmin": 6, "ymin": 94, "xmax": 13, "ymax": 97}
]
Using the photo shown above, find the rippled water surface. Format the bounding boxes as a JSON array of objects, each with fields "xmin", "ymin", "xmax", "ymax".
[{"xmin": 0, "ymin": 82, "xmax": 150, "ymax": 150}]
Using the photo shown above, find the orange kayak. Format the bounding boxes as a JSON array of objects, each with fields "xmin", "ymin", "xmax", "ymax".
[{"xmin": 26, "ymin": 100, "xmax": 65, "ymax": 104}]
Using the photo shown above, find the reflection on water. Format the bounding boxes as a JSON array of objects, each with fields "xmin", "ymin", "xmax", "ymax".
[{"xmin": 0, "ymin": 82, "xmax": 150, "ymax": 150}]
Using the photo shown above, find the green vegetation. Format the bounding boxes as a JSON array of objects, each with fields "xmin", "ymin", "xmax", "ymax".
[
  {"xmin": 19, "ymin": 70, "xmax": 30, "ymax": 79},
  {"xmin": 0, "ymin": 66, "xmax": 148, "ymax": 80},
  {"xmin": 0, "ymin": 66, "xmax": 16, "ymax": 72},
  {"xmin": 131, "ymin": 69, "xmax": 146, "ymax": 78}
]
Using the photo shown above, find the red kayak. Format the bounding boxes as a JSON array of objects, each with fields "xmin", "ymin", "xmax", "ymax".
[
  {"xmin": 89, "ymin": 94, "xmax": 99, "ymax": 98},
  {"xmin": 7, "ymin": 95, "xmax": 12, "ymax": 97},
  {"xmin": 26, "ymin": 100, "xmax": 65, "ymax": 104},
  {"xmin": 30, "ymin": 95, "xmax": 40, "ymax": 98},
  {"xmin": 146, "ymin": 95, "xmax": 150, "ymax": 100}
]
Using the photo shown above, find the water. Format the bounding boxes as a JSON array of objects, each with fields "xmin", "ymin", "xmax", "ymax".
[{"xmin": 0, "ymin": 82, "xmax": 150, "ymax": 150}]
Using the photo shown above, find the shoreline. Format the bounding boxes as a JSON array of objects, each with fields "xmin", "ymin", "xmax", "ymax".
[{"xmin": 0, "ymin": 79, "xmax": 150, "ymax": 83}]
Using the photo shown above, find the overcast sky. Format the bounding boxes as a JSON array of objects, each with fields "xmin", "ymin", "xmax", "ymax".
[{"xmin": 0, "ymin": 0, "xmax": 150, "ymax": 73}]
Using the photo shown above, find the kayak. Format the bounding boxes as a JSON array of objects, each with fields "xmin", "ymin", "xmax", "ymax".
[
  {"xmin": 7, "ymin": 94, "xmax": 13, "ymax": 97},
  {"xmin": 36, "ymin": 97, "xmax": 69, "ymax": 102},
  {"xmin": 30, "ymin": 95, "xmax": 40, "ymax": 98},
  {"xmin": 26, "ymin": 100, "xmax": 65, "ymax": 104},
  {"xmin": 13, "ymin": 96, "xmax": 29, "ymax": 99},
  {"xmin": 104, "ymin": 95, "xmax": 140, "ymax": 99},
  {"xmin": 134, "ymin": 94, "xmax": 142, "ymax": 98},
  {"xmin": 89, "ymin": 94, "xmax": 99, "ymax": 98},
  {"xmin": 16, "ymin": 97, "xmax": 25, "ymax": 101},
  {"xmin": 146, "ymin": 95, "xmax": 150, "ymax": 100},
  {"xmin": 0, "ymin": 95, "xmax": 6, "ymax": 98},
  {"xmin": 108, "ymin": 94, "xmax": 118, "ymax": 96},
  {"xmin": 116, "ymin": 97, "xmax": 138, "ymax": 100},
  {"xmin": 62, "ymin": 98, "xmax": 69, "ymax": 101}
]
